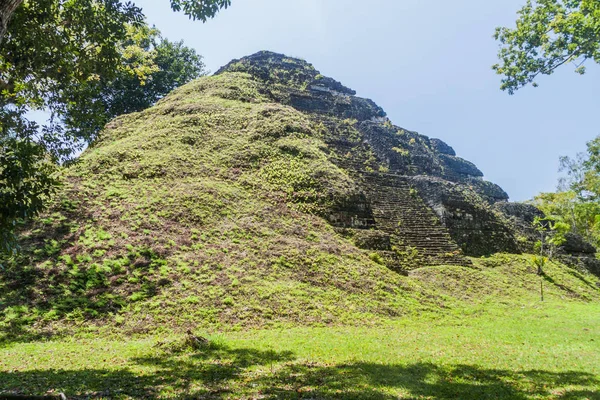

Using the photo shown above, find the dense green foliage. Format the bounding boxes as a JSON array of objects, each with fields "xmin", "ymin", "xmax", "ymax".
[
  {"xmin": 0, "ymin": 0, "xmax": 145, "ymax": 254},
  {"xmin": 1, "ymin": 0, "xmax": 144, "ymax": 137},
  {"xmin": 494, "ymin": 0, "xmax": 600, "ymax": 93},
  {"xmin": 533, "ymin": 135, "xmax": 600, "ymax": 247},
  {"xmin": 0, "ymin": 0, "xmax": 231, "ymax": 43},
  {"xmin": 533, "ymin": 191, "xmax": 600, "ymax": 245},
  {"xmin": 0, "ymin": 137, "xmax": 58, "ymax": 256},
  {"xmin": 0, "ymin": 1, "xmax": 209, "ymax": 254}
]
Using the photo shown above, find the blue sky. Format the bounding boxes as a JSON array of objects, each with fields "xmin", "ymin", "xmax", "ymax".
[{"xmin": 135, "ymin": 0, "xmax": 600, "ymax": 202}]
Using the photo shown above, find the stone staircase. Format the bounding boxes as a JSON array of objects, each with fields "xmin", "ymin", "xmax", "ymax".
[
  {"xmin": 330, "ymin": 171, "xmax": 470, "ymax": 272},
  {"xmin": 318, "ymin": 119, "xmax": 471, "ymax": 270},
  {"xmin": 361, "ymin": 172, "xmax": 469, "ymax": 267}
]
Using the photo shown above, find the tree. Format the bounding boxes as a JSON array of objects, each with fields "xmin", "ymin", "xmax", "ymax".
[
  {"xmin": 531, "ymin": 215, "xmax": 568, "ymax": 301},
  {"xmin": 532, "ymin": 135, "xmax": 600, "ymax": 249},
  {"xmin": 0, "ymin": 0, "xmax": 145, "ymax": 256},
  {"xmin": 0, "ymin": 128, "xmax": 59, "ymax": 256},
  {"xmin": 1, "ymin": 0, "xmax": 146, "ymax": 152},
  {"xmin": 533, "ymin": 190, "xmax": 600, "ymax": 244},
  {"xmin": 494, "ymin": 0, "xmax": 600, "ymax": 94},
  {"xmin": 0, "ymin": 0, "xmax": 221, "ymax": 255},
  {"xmin": 63, "ymin": 25, "xmax": 207, "ymax": 144},
  {"xmin": 0, "ymin": 0, "xmax": 231, "ymax": 44}
]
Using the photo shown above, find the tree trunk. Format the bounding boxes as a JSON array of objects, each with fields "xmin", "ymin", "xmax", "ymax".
[
  {"xmin": 538, "ymin": 232, "xmax": 545, "ymax": 275},
  {"xmin": 0, "ymin": 0, "xmax": 23, "ymax": 45}
]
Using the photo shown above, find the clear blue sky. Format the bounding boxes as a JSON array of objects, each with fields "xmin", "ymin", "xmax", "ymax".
[{"xmin": 135, "ymin": 0, "xmax": 599, "ymax": 202}]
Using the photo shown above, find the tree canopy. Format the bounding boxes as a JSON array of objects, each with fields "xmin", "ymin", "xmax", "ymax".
[
  {"xmin": 0, "ymin": 0, "xmax": 221, "ymax": 256},
  {"xmin": 63, "ymin": 25, "xmax": 206, "ymax": 145},
  {"xmin": 494, "ymin": 0, "xmax": 600, "ymax": 94},
  {"xmin": 533, "ymin": 135, "xmax": 600, "ymax": 248},
  {"xmin": 0, "ymin": 0, "xmax": 231, "ymax": 43}
]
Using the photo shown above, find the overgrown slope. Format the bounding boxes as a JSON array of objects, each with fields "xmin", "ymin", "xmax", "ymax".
[{"xmin": 1, "ymin": 53, "xmax": 599, "ymax": 339}]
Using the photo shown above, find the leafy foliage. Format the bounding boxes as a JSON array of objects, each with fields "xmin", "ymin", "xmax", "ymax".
[
  {"xmin": 0, "ymin": 1, "xmax": 208, "ymax": 254},
  {"xmin": 530, "ymin": 215, "xmax": 568, "ymax": 275},
  {"xmin": 1, "ymin": 0, "xmax": 145, "ymax": 124},
  {"xmin": 170, "ymin": 0, "xmax": 231, "ymax": 22},
  {"xmin": 494, "ymin": 0, "xmax": 600, "ymax": 94},
  {"xmin": 0, "ymin": 136, "xmax": 58, "ymax": 256},
  {"xmin": 533, "ymin": 135, "xmax": 600, "ymax": 248},
  {"xmin": 533, "ymin": 191, "xmax": 600, "ymax": 246},
  {"xmin": 0, "ymin": 0, "xmax": 145, "ymax": 255}
]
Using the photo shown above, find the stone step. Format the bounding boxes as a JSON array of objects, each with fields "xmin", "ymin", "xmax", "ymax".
[
  {"xmin": 353, "ymin": 171, "xmax": 471, "ymax": 269},
  {"xmin": 326, "ymin": 167, "xmax": 471, "ymax": 268}
]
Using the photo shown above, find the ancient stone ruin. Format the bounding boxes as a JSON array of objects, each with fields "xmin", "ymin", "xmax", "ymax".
[
  {"xmin": 215, "ymin": 51, "xmax": 550, "ymax": 271},
  {"xmin": 216, "ymin": 51, "xmax": 600, "ymax": 273}
]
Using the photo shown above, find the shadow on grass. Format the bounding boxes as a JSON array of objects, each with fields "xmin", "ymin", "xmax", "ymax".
[
  {"xmin": 257, "ymin": 362, "xmax": 600, "ymax": 399},
  {"xmin": 0, "ymin": 342, "xmax": 296, "ymax": 399},
  {"xmin": 0, "ymin": 342, "xmax": 598, "ymax": 399},
  {"xmin": 0, "ymin": 189, "xmax": 178, "ymax": 345}
]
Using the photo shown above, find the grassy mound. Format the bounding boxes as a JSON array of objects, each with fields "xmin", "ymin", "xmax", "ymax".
[
  {"xmin": 1, "ymin": 63, "xmax": 599, "ymax": 340},
  {"xmin": 0, "ymin": 72, "xmax": 422, "ymax": 337}
]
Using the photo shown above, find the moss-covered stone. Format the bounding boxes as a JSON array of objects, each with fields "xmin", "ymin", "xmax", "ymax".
[{"xmin": 2, "ymin": 51, "xmax": 582, "ymax": 336}]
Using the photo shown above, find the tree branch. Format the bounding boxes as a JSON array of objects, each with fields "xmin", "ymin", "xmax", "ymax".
[{"xmin": 0, "ymin": 0, "xmax": 23, "ymax": 45}]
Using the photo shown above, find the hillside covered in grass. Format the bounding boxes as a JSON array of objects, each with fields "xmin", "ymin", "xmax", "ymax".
[
  {"xmin": 1, "ymin": 52, "xmax": 599, "ymax": 340},
  {"xmin": 2, "ymin": 256, "xmax": 600, "ymax": 398}
]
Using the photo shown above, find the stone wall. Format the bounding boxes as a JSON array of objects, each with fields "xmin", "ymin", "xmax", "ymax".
[
  {"xmin": 328, "ymin": 172, "xmax": 469, "ymax": 272},
  {"xmin": 215, "ymin": 51, "xmax": 553, "ymax": 268},
  {"xmin": 410, "ymin": 177, "xmax": 521, "ymax": 256}
]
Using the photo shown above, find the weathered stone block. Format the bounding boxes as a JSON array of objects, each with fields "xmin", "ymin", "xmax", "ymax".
[{"xmin": 430, "ymin": 138, "xmax": 456, "ymax": 156}]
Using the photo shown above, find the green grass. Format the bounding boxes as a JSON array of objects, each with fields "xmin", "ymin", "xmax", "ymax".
[{"xmin": 1, "ymin": 300, "xmax": 598, "ymax": 399}]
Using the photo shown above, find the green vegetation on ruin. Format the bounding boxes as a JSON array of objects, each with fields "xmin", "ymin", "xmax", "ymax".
[
  {"xmin": 0, "ymin": 70, "xmax": 401, "ymax": 337},
  {"xmin": 2, "ymin": 53, "xmax": 600, "ymax": 399}
]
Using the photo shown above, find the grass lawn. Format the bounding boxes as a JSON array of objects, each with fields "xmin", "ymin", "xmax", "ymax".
[{"xmin": 1, "ymin": 300, "xmax": 599, "ymax": 399}]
